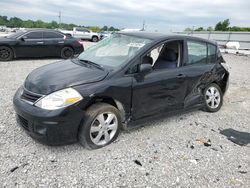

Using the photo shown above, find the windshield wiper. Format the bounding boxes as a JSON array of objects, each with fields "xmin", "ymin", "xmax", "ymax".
[{"xmin": 78, "ymin": 58, "xmax": 105, "ymax": 70}]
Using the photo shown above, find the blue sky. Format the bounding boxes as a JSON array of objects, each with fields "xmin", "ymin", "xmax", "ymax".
[{"xmin": 0, "ymin": 0, "xmax": 249, "ymax": 31}]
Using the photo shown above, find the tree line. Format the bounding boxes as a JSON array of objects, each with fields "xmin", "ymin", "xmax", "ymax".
[
  {"xmin": 185, "ymin": 19, "xmax": 250, "ymax": 32},
  {"xmin": 0, "ymin": 15, "xmax": 119, "ymax": 32}
]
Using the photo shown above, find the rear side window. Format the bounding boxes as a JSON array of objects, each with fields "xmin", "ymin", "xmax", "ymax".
[
  {"xmin": 24, "ymin": 32, "xmax": 43, "ymax": 39},
  {"xmin": 186, "ymin": 41, "xmax": 217, "ymax": 65},
  {"xmin": 43, "ymin": 32, "xmax": 64, "ymax": 39},
  {"xmin": 186, "ymin": 41, "xmax": 207, "ymax": 65},
  {"xmin": 207, "ymin": 44, "xmax": 216, "ymax": 63},
  {"xmin": 76, "ymin": 29, "xmax": 89, "ymax": 32}
]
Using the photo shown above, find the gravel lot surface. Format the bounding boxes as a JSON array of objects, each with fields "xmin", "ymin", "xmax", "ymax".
[{"xmin": 0, "ymin": 42, "xmax": 249, "ymax": 187}]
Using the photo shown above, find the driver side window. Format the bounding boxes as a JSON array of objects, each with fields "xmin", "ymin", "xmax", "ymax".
[
  {"xmin": 141, "ymin": 40, "xmax": 182, "ymax": 70},
  {"xmin": 23, "ymin": 32, "xmax": 43, "ymax": 40}
]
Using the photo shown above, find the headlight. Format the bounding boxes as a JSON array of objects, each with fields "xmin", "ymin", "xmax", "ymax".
[{"xmin": 35, "ymin": 88, "xmax": 83, "ymax": 110}]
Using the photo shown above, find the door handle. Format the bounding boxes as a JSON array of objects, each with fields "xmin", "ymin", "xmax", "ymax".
[
  {"xmin": 176, "ymin": 74, "xmax": 186, "ymax": 79},
  {"xmin": 36, "ymin": 41, "xmax": 44, "ymax": 44}
]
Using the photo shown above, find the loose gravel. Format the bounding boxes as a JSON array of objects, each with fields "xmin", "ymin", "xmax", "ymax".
[{"xmin": 0, "ymin": 45, "xmax": 250, "ymax": 187}]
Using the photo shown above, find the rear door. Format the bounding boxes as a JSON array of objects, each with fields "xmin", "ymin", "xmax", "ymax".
[
  {"xmin": 43, "ymin": 31, "xmax": 65, "ymax": 57},
  {"xmin": 15, "ymin": 31, "xmax": 44, "ymax": 57},
  {"xmin": 181, "ymin": 40, "xmax": 217, "ymax": 108}
]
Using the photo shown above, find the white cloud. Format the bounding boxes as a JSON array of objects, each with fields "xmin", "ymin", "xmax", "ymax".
[{"xmin": 0, "ymin": 0, "xmax": 249, "ymax": 31}]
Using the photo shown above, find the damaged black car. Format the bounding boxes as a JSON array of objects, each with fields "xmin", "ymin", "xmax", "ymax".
[{"xmin": 13, "ymin": 32, "xmax": 229, "ymax": 149}]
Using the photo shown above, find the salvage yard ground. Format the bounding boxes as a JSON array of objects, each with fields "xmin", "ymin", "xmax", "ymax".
[{"xmin": 0, "ymin": 42, "xmax": 249, "ymax": 187}]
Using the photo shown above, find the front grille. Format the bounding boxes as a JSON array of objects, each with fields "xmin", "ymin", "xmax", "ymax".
[
  {"xmin": 21, "ymin": 88, "xmax": 42, "ymax": 103},
  {"xmin": 18, "ymin": 115, "xmax": 29, "ymax": 130}
]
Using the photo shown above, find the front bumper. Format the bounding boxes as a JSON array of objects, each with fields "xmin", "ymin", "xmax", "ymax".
[{"xmin": 13, "ymin": 87, "xmax": 84, "ymax": 145}]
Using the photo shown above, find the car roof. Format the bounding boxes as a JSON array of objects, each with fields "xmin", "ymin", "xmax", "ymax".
[
  {"xmin": 118, "ymin": 31, "xmax": 217, "ymax": 45},
  {"xmin": 21, "ymin": 28, "xmax": 65, "ymax": 34}
]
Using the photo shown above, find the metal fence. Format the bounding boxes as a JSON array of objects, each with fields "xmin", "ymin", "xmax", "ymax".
[{"xmin": 174, "ymin": 31, "xmax": 250, "ymax": 50}]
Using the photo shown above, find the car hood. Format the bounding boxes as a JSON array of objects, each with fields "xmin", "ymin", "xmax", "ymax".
[{"xmin": 24, "ymin": 59, "xmax": 108, "ymax": 95}]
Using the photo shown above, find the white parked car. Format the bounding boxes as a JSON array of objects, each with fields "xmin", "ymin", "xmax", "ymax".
[{"xmin": 60, "ymin": 27, "xmax": 100, "ymax": 42}]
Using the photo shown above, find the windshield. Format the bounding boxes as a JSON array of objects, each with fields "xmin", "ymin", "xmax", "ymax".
[{"xmin": 78, "ymin": 33, "xmax": 152, "ymax": 68}]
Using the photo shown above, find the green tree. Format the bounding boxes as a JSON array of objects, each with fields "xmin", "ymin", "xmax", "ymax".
[
  {"xmin": 101, "ymin": 25, "xmax": 108, "ymax": 31},
  {"xmin": 8, "ymin": 17, "xmax": 23, "ymax": 27},
  {"xmin": 0, "ymin": 15, "xmax": 121, "ymax": 31},
  {"xmin": 215, "ymin": 19, "xmax": 230, "ymax": 31},
  {"xmin": 23, "ymin": 20, "xmax": 34, "ymax": 28},
  {"xmin": 50, "ymin": 21, "xmax": 59, "ymax": 29},
  {"xmin": 87, "ymin": 26, "xmax": 101, "ymax": 32},
  {"xmin": 0, "ymin": 16, "xmax": 8, "ymax": 25},
  {"xmin": 109, "ymin": 26, "xmax": 115, "ymax": 31},
  {"xmin": 195, "ymin": 27, "xmax": 204, "ymax": 31}
]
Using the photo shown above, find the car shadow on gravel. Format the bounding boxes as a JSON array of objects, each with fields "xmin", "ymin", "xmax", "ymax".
[
  {"xmin": 220, "ymin": 128, "xmax": 250, "ymax": 146},
  {"xmin": 123, "ymin": 107, "xmax": 200, "ymax": 133}
]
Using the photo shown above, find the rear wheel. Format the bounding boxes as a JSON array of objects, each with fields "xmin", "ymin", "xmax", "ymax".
[
  {"xmin": 78, "ymin": 103, "xmax": 122, "ymax": 149},
  {"xmin": 0, "ymin": 46, "xmax": 13, "ymax": 61},
  {"xmin": 61, "ymin": 47, "xmax": 74, "ymax": 59},
  {"xmin": 92, "ymin": 36, "xmax": 98, "ymax": 42},
  {"xmin": 203, "ymin": 83, "xmax": 223, "ymax": 112}
]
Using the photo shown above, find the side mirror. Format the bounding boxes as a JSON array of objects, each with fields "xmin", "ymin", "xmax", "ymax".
[
  {"xmin": 19, "ymin": 37, "xmax": 25, "ymax": 42},
  {"xmin": 139, "ymin": 64, "xmax": 152, "ymax": 74}
]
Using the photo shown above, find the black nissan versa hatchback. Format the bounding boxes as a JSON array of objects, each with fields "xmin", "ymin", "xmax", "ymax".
[{"xmin": 13, "ymin": 32, "xmax": 229, "ymax": 149}]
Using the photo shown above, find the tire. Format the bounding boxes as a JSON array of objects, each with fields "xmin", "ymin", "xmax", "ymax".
[
  {"xmin": 78, "ymin": 103, "xmax": 122, "ymax": 149},
  {"xmin": 61, "ymin": 46, "xmax": 74, "ymax": 59},
  {"xmin": 203, "ymin": 83, "xmax": 223, "ymax": 112},
  {"xmin": 92, "ymin": 36, "xmax": 98, "ymax": 42},
  {"xmin": 0, "ymin": 46, "xmax": 13, "ymax": 61}
]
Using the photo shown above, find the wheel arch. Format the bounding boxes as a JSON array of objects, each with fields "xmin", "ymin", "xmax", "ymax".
[
  {"xmin": 62, "ymin": 45, "xmax": 74, "ymax": 51},
  {"xmin": 92, "ymin": 35, "xmax": 98, "ymax": 38},
  {"xmin": 86, "ymin": 97, "xmax": 126, "ymax": 123},
  {"xmin": 212, "ymin": 72, "xmax": 229, "ymax": 95}
]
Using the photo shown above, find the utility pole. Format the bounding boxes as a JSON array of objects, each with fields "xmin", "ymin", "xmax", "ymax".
[
  {"xmin": 192, "ymin": 25, "xmax": 195, "ymax": 35},
  {"xmin": 142, "ymin": 20, "xmax": 145, "ymax": 31},
  {"xmin": 58, "ymin": 11, "xmax": 61, "ymax": 28}
]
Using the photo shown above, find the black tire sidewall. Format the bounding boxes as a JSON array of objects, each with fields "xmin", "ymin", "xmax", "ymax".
[
  {"xmin": 78, "ymin": 103, "xmax": 122, "ymax": 149},
  {"xmin": 203, "ymin": 83, "xmax": 223, "ymax": 112},
  {"xmin": 0, "ymin": 46, "xmax": 13, "ymax": 61},
  {"xmin": 61, "ymin": 47, "xmax": 74, "ymax": 59},
  {"xmin": 92, "ymin": 36, "xmax": 98, "ymax": 42}
]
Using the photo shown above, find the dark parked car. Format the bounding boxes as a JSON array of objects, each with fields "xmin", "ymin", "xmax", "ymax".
[
  {"xmin": 13, "ymin": 32, "xmax": 229, "ymax": 149},
  {"xmin": 0, "ymin": 29, "xmax": 84, "ymax": 61}
]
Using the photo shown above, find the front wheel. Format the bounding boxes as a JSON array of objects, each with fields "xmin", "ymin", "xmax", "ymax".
[
  {"xmin": 0, "ymin": 46, "xmax": 13, "ymax": 61},
  {"xmin": 78, "ymin": 103, "xmax": 122, "ymax": 149},
  {"xmin": 203, "ymin": 83, "xmax": 223, "ymax": 112}
]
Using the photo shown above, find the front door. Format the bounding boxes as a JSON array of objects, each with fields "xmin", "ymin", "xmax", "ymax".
[
  {"xmin": 15, "ymin": 31, "xmax": 44, "ymax": 57},
  {"xmin": 132, "ymin": 67, "xmax": 187, "ymax": 119},
  {"xmin": 131, "ymin": 40, "xmax": 187, "ymax": 119}
]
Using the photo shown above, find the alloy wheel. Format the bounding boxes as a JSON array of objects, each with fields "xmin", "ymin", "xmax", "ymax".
[
  {"xmin": 64, "ymin": 49, "xmax": 73, "ymax": 57},
  {"xmin": 205, "ymin": 86, "xmax": 221, "ymax": 109},
  {"xmin": 90, "ymin": 112, "xmax": 118, "ymax": 146}
]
